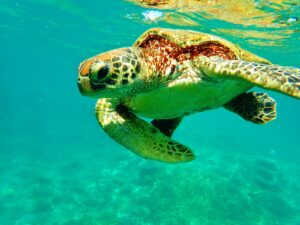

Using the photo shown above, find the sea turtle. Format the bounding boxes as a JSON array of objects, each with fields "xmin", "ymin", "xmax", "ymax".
[{"xmin": 77, "ymin": 28, "xmax": 300, "ymax": 163}]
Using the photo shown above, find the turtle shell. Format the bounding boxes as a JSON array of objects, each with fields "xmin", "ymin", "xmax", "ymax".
[{"xmin": 133, "ymin": 28, "xmax": 270, "ymax": 65}]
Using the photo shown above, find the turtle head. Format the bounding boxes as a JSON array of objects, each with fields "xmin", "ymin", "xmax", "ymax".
[{"xmin": 77, "ymin": 48, "xmax": 141, "ymax": 98}]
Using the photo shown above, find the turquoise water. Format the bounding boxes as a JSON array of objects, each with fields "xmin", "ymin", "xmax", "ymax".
[{"xmin": 1, "ymin": 0, "xmax": 300, "ymax": 224}]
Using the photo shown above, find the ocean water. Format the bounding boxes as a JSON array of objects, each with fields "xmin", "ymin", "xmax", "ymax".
[{"xmin": 1, "ymin": 0, "xmax": 300, "ymax": 224}]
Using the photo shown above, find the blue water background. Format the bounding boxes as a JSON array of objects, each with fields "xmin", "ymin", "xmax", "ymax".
[{"xmin": 1, "ymin": 0, "xmax": 300, "ymax": 224}]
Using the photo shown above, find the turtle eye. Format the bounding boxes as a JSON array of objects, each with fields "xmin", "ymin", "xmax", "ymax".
[
  {"xmin": 96, "ymin": 65, "xmax": 110, "ymax": 81},
  {"xmin": 90, "ymin": 62, "xmax": 110, "ymax": 83}
]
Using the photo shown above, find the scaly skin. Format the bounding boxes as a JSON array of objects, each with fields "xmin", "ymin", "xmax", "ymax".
[
  {"xmin": 95, "ymin": 98, "xmax": 195, "ymax": 162},
  {"xmin": 224, "ymin": 92, "xmax": 277, "ymax": 124},
  {"xmin": 194, "ymin": 56, "xmax": 300, "ymax": 99}
]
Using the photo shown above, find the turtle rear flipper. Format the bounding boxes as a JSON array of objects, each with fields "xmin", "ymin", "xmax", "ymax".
[
  {"xmin": 195, "ymin": 56, "xmax": 300, "ymax": 99},
  {"xmin": 224, "ymin": 92, "xmax": 277, "ymax": 124},
  {"xmin": 95, "ymin": 98, "xmax": 195, "ymax": 163},
  {"xmin": 151, "ymin": 117, "xmax": 183, "ymax": 137}
]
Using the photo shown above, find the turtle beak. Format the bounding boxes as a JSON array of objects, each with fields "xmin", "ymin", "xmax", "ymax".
[
  {"xmin": 77, "ymin": 77, "xmax": 84, "ymax": 94},
  {"xmin": 77, "ymin": 76, "xmax": 91, "ymax": 96},
  {"xmin": 77, "ymin": 60, "xmax": 94, "ymax": 96}
]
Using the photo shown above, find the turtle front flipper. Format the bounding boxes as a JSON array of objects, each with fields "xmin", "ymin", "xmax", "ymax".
[
  {"xmin": 95, "ymin": 98, "xmax": 195, "ymax": 163},
  {"xmin": 224, "ymin": 92, "xmax": 277, "ymax": 124},
  {"xmin": 195, "ymin": 56, "xmax": 300, "ymax": 99}
]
